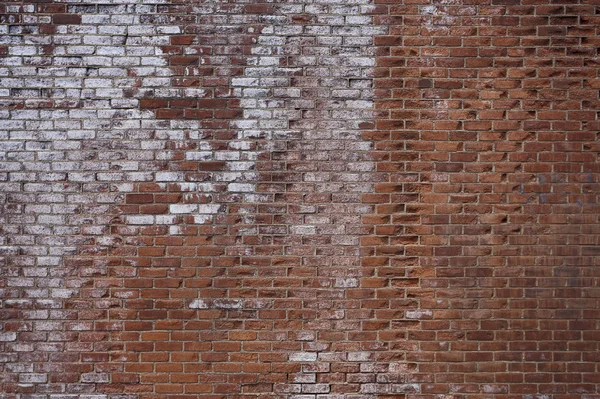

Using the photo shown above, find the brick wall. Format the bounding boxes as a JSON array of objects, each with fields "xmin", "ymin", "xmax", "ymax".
[{"xmin": 1, "ymin": 0, "xmax": 599, "ymax": 398}]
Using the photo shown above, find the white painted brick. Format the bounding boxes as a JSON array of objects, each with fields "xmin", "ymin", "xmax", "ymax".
[
  {"xmin": 170, "ymin": 204, "xmax": 198, "ymax": 214},
  {"xmin": 0, "ymin": 332, "xmax": 17, "ymax": 342},
  {"xmin": 186, "ymin": 152, "xmax": 212, "ymax": 161},
  {"xmin": 302, "ymin": 384, "xmax": 330, "ymax": 394},
  {"xmin": 126, "ymin": 215, "xmax": 154, "ymax": 225},
  {"xmin": 232, "ymin": 78, "xmax": 259, "ymax": 87},
  {"xmin": 198, "ymin": 204, "xmax": 222, "ymax": 214},
  {"xmin": 193, "ymin": 215, "xmax": 212, "ymax": 224},
  {"xmin": 19, "ymin": 374, "xmax": 47, "ymax": 383},
  {"xmin": 227, "ymin": 183, "xmax": 254, "ymax": 192},
  {"xmin": 290, "ymin": 352, "xmax": 317, "ymax": 362},
  {"xmin": 81, "ymin": 373, "xmax": 110, "ymax": 383},
  {"xmin": 155, "ymin": 215, "xmax": 177, "ymax": 225},
  {"xmin": 293, "ymin": 374, "xmax": 317, "ymax": 384},
  {"xmin": 155, "ymin": 172, "xmax": 183, "ymax": 181}
]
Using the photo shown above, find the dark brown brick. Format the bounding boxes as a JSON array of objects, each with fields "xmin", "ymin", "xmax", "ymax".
[{"xmin": 52, "ymin": 14, "xmax": 81, "ymax": 24}]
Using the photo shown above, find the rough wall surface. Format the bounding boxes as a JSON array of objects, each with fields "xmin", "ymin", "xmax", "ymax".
[{"xmin": 1, "ymin": 0, "xmax": 600, "ymax": 398}]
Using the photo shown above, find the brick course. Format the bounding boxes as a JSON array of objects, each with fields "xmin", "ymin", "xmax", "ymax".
[{"xmin": 1, "ymin": 0, "xmax": 600, "ymax": 398}]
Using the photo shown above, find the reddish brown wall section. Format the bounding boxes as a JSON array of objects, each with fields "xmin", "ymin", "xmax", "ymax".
[{"xmin": 369, "ymin": 1, "xmax": 600, "ymax": 396}]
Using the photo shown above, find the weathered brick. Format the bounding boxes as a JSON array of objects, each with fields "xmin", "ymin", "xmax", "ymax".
[{"xmin": 1, "ymin": 1, "xmax": 599, "ymax": 398}]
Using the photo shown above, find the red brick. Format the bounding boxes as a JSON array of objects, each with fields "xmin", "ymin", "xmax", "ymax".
[
  {"xmin": 125, "ymin": 194, "xmax": 153, "ymax": 204},
  {"xmin": 170, "ymin": 56, "xmax": 200, "ymax": 66}
]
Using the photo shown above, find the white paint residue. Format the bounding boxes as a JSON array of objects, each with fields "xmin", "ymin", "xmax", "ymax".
[{"xmin": 188, "ymin": 299, "xmax": 209, "ymax": 309}]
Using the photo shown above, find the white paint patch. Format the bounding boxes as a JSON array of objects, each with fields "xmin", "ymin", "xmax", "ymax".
[
  {"xmin": 391, "ymin": 384, "xmax": 421, "ymax": 393},
  {"xmin": 156, "ymin": 215, "xmax": 177, "ymax": 225},
  {"xmin": 168, "ymin": 226, "xmax": 182, "ymax": 235},
  {"xmin": 293, "ymin": 374, "xmax": 316, "ymax": 383},
  {"xmin": 193, "ymin": 215, "xmax": 212, "ymax": 224},
  {"xmin": 289, "ymin": 352, "xmax": 318, "ymax": 362},
  {"xmin": 189, "ymin": 299, "xmax": 209, "ymax": 309},
  {"xmin": 348, "ymin": 352, "xmax": 372, "ymax": 362},
  {"xmin": 212, "ymin": 299, "xmax": 243, "ymax": 309},
  {"xmin": 405, "ymin": 310, "xmax": 434, "ymax": 319},
  {"xmin": 333, "ymin": 278, "xmax": 359, "ymax": 288}
]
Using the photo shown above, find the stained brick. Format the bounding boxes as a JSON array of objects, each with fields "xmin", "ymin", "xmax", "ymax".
[{"xmin": 52, "ymin": 14, "xmax": 81, "ymax": 25}]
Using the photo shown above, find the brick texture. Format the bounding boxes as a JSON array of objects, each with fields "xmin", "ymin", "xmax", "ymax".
[{"xmin": 1, "ymin": 0, "xmax": 600, "ymax": 398}]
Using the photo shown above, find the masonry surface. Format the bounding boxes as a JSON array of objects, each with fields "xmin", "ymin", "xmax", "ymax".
[{"xmin": 1, "ymin": 0, "xmax": 600, "ymax": 398}]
